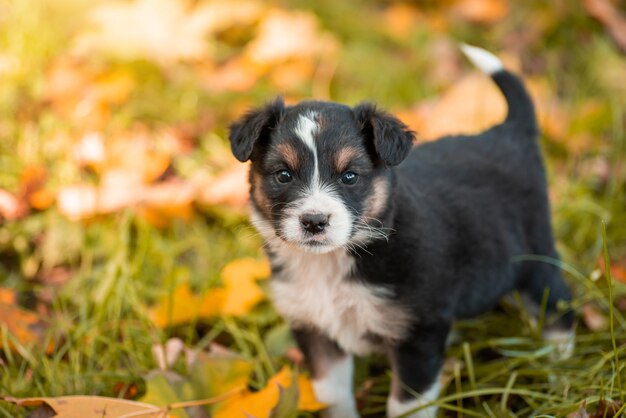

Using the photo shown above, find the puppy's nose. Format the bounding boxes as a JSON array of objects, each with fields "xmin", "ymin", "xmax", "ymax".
[{"xmin": 300, "ymin": 213, "xmax": 329, "ymax": 234}]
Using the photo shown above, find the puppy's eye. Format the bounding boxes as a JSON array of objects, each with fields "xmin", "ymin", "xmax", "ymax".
[
  {"xmin": 340, "ymin": 171, "xmax": 358, "ymax": 185},
  {"xmin": 275, "ymin": 169, "xmax": 293, "ymax": 184}
]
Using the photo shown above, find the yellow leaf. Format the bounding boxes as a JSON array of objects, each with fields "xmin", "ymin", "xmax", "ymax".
[
  {"xmin": 220, "ymin": 258, "xmax": 270, "ymax": 316},
  {"xmin": 2, "ymin": 395, "xmax": 165, "ymax": 418},
  {"xmin": 220, "ymin": 276, "xmax": 264, "ymax": 317},
  {"xmin": 150, "ymin": 284, "xmax": 225, "ymax": 328},
  {"xmin": 213, "ymin": 367, "xmax": 325, "ymax": 418},
  {"xmin": 297, "ymin": 374, "xmax": 326, "ymax": 412},
  {"xmin": 221, "ymin": 258, "xmax": 271, "ymax": 284},
  {"xmin": 150, "ymin": 258, "xmax": 270, "ymax": 327}
]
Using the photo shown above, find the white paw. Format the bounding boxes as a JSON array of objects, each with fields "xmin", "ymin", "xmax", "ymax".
[
  {"xmin": 387, "ymin": 382, "xmax": 440, "ymax": 418},
  {"xmin": 543, "ymin": 328, "xmax": 575, "ymax": 360}
]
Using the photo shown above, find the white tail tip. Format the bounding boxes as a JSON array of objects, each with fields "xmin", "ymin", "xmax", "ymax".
[{"xmin": 459, "ymin": 43, "xmax": 503, "ymax": 75}]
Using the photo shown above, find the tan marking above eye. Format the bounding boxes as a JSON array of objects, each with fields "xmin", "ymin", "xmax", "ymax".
[
  {"xmin": 335, "ymin": 146, "xmax": 360, "ymax": 173},
  {"xmin": 276, "ymin": 143, "xmax": 300, "ymax": 169}
]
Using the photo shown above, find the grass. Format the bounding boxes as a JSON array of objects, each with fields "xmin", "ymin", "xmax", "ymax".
[{"xmin": 1, "ymin": 0, "xmax": 625, "ymax": 417}]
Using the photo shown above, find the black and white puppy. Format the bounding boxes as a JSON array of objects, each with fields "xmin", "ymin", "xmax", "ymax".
[{"xmin": 228, "ymin": 45, "xmax": 575, "ymax": 418}]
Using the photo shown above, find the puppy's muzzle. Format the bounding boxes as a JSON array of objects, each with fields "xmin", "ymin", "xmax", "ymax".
[{"xmin": 300, "ymin": 212, "xmax": 330, "ymax": 234}]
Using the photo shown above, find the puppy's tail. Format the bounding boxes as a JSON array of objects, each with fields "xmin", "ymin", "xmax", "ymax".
[{"xmin": 460, "ymin": 44, "xmax": 538, "ymax": 137}]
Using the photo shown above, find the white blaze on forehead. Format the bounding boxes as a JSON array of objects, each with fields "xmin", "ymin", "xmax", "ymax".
[{"xmin": 294, "ymin": 113, "xmax": 320, "ymax": 189}]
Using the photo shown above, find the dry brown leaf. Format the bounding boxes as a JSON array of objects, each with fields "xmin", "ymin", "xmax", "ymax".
[
  {"xmin": 452, "ymin": 0, "xmax": 509, "ymax": 24},
  {"xmin": 2, "ymin": 395, "xmax": 164, "ymax": 418}
]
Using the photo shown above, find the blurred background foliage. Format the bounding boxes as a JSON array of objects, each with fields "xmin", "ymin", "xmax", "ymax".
[{"xmin": 0, "ymin": 0, "xmax": 625, "ymax": 416}]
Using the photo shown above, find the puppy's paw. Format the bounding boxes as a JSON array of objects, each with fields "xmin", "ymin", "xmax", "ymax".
[
  {"xmin": 387, "ymin": 382, "xmax": 439, "ymax": 418},
  {"xmin": 387, "ymin": 397, "xmax": 437, "ymax": 418},
  {"xmin": 543, "ymin": 328, "xmax": 576, "ymax": 360}
]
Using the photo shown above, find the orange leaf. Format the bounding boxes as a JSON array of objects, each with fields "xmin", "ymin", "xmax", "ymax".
[
  {"xmin": 213, "ymin": 368, "xmax": 325, "ymax": 418},
  {"xmin": 0, "ymin": 288, "xmax": 16, "ymax": 304},
  {"xmin": 453, "ymin": 0, "xmax": 509, "ymax": 24},
  {"xmin": 0, "ymin": 302, "xmax": 49, "ymax": 352}
]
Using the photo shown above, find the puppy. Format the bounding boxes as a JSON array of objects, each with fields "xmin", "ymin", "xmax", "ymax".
[{"xmin": 228, "ymin": 45, "xmax": 575, "ymax": 418}]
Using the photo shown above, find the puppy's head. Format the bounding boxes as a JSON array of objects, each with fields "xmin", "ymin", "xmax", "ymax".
[{"xmin": 229, "ymin": 98, "xmax": 414, "ymax": 253}]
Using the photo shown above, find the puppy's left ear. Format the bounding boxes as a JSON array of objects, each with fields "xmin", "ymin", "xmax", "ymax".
[
  {"xmin": 354, "ymin": 103, "xmax": 415, "ymax": 166},
  {"xmin": 228, "ymin": 97, "xmax": 285, "ymax": 162}
]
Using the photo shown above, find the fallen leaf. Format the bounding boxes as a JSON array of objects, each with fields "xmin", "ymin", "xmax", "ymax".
[
  {"xmin": 220, "ymin": 258, "xmax": 269, "ymax": 316},
  {"xmin": 221, "ymin": 258, "xmax": 271, "ymax": 284},
  {"xmin": 452, "ymin": 0, "xmax": 509, "ymax": 24},
  {"xmin": 150, "ymin": 258, "xmax": 269, "ymax": 327},
  {"xmin": 189, "ymin": 349, "xmax": 254, "ymax": 400},
  {"xmin": 0, "ymin": 302, "xmax": 49, "ymax": 352},
  {"xmin": 75, "ymin": 0, "xmax": 213, "ymax": 63},
  {"xmin": 405, "ymin": 73, "xmax": 507, "ymax": 140},
  {"xmin": 140, "ymin": 371, "xmax": 193, "ymax": 418},
  {"xmin": 150, "ymin": 283, "xmax": 226, "ymax": 328},
  {"xmin": 213, "ymin": 367, "xmax": 325, "ymax": 418},
  {"xmin": 244, "ymin": 9, "xmax": 338, "ymax": 65},
  {"xmin": 196, "ymin": 162, "xmax": 250, "ymax": 209},
  {"xmin": 2, "ymin": 396, "xmax": 164, "ymax": 418},
  {"xmin": 0, "ymin": 288, "xmax": 16, "ymax": 304},
  {"xmin": 383, "ymin": 3, "xmax": 422, "ymax": 39},
  {"xmin": 0, "ymin": 188, "xmax": 25, "ymax": 220}
]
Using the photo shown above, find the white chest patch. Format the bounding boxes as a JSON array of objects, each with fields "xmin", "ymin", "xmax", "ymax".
[{"xmin": 269, "ymin": 246, "xmax": 410, "ymax": 355}]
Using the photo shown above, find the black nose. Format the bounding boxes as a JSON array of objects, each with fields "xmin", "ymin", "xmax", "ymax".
[{"xmin": 300, "ymin": 213, "xmax": 329, "ymax": 234}]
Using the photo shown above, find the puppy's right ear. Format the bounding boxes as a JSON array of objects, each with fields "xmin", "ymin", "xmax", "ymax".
[{"xmin": 228, "ymin": 97, "xmax": 285, "ymax": 162}]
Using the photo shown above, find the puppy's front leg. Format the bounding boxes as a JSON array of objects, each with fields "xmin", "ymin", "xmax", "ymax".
[
  {"xmin": 292, "ymin": 327, "xmax": 359, "ymax": 418},
  {"xmin": 387, "ymin": 321, "xmax": 451, "ymax": 418}
]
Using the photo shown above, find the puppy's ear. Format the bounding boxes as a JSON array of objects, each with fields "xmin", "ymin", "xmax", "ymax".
[
  {"xmin": 354, "ymin": 103, "xmax": 415, "ymax": 166},
  {"xmin": 228, "ymin": 97, "xmax": 285, "ymax": 162}
]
